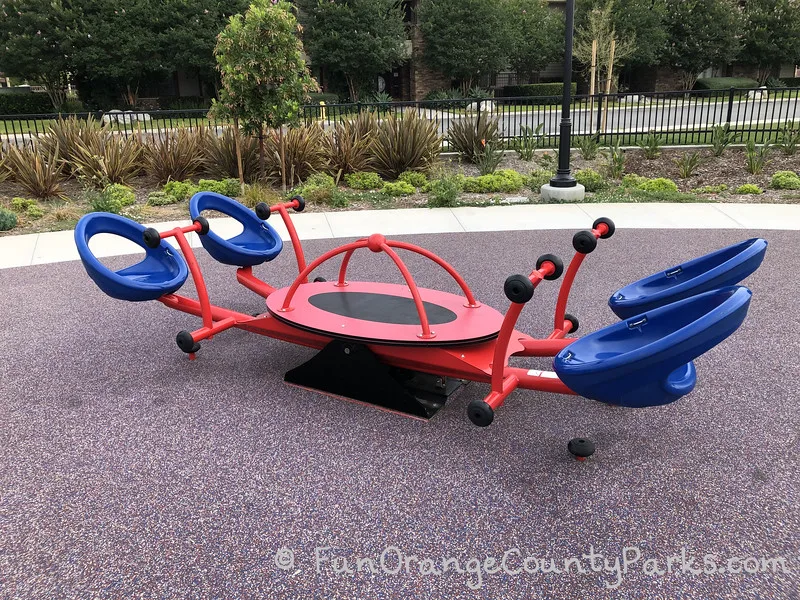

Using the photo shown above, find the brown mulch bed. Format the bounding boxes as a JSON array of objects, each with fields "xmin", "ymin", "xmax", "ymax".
[{"xmin": 1, "ymin": 147, "xmax": 798, "ymax": 237}]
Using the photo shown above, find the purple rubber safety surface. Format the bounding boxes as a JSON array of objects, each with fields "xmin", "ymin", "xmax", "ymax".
[{"xmin": 0, "ymin": 229, "xmax": 797, "ymax": 599}]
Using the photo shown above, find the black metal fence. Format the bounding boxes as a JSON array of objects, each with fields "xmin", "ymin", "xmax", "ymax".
[{"xmin": 2, "ymin": 87, "xmax": 799, "ymax": 150}]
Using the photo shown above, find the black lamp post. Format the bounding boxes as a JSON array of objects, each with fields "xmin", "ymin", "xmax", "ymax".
[{"xmin": 549, "ymin": 0, "xmax": 577, "ymax": 188}]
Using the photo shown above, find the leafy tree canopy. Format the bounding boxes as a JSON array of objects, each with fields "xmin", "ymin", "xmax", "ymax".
[
  {"xmin": 0, "ymin": 0, "xmax": 74, "ymax": 108},
  {"xmin": 299, "ymin": 0, "xmax": 408, "ymax": 101},
  {"xmin": 506, "ymin": 0, "xmax": 564, "ymax": 79},
  {"xmin": 417, "ymin": 0, "xmax": 512, "ymax": 89},
  {"xmin": 740, "ymin": 0, "xmax": 800, "ymax": 84},
  {"xmin": 662, "ymin": 0, "xmax": 740, "ymax": 90}
]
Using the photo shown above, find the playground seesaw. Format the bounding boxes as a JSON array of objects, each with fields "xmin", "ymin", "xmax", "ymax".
[{"xmin": 75, "ymin": 192, "xmax": 767, "ymax": 459}]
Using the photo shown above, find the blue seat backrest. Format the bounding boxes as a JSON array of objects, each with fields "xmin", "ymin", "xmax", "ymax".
[
  {"xmin": 74, "ymin": 212, "xmax": 188, "ymax": 302},
  {"xmin": 189, "ymin": 192, "xmax": 283, "ymax": 267}
]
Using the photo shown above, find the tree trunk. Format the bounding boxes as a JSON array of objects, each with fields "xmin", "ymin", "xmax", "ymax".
[
  {"xmin": 258, "ymin": 126, "xmax": 266, "ymax": 181},
  {"xmin": 346, "ymin": 75, "xmax": 359, "ymax": 102},
  {"xmin": 279, "ymin": 126, "xmax": 287, "ymax": 193},
  {"xmin": 680, "ymin": 71, "xmax": 698, "ymax": 92},
  {"xmin": 233, "ymin": 118, "xmax": 244, "ymax": 189}
]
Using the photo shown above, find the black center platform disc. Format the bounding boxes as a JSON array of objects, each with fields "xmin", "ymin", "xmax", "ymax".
[
  {"xmin": 265, "ymin": 281, "xmax": 505, "ymax": 347},
  {"xmin": 308, "ymin": 291, "xmax": 457, "ymax": 326}
]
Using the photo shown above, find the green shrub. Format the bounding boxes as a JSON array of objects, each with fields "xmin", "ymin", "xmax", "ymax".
[
  {"xmin": 639, "ymin": 178, "xmax": 679, "ymax": 192},
  {"xmin": 371, "ymin": 111, "xmax": 441, "ymax": 179},
  {"xmin": 163, "ymin": 180, "xmax": 197, "ymax": 201},
  {"xmin": 325, "ymin": 189, "xmax": 350, "ymax": 208},
  {"xmin": 427, "ymin": 173, "xmax": 462, "ymax": 207},
  {"xmin": 447, "ymin": 115, "xmax": 501, "ymax": 163},
  {"xmin": 602, "ymin": 144, "xmax": 625, "ymax": 179},
  {"xmin": 11, "ymin": 197, "xmax": 36, "ymax": 212},
  {"xmin": 147, "ymin": 191, "xmax": 180, "ymax": 206},
  {"xmin": 497, "ymin": 83, "xmax": 577, "ymax": 104},
  {"xmin": 512, "ymin": 124, "xmax": 543, "ymax": 161},
  {"xmin": 381, "ymin": 181, "xmax": 416, "ymax": 196},
  {"xmin": 770, "ymin": 170, "xmax": 800, "ymax": 189},
  {"xmin": 673, "ymin": 151, "xmax": 703, "ymax": 178},
  {"xmin": 26, "ymin": 205, "xmax": 45, "ymax": 219},
  {"xmin": 294, "ymin": 172, "xmax": 337, "ymax": 204},
  {"xmin": 239, "ymin": 183, "xmax": 284, "ymax": 208},
  {"xmin": 694, "ymin": 77, "xmax": 759, "ymax": 90},
  {"xmin": 537, "ymin": 150, "xmax": 558, "ymax": 171},
  {"xmin": 776, "ymin": 125, "xmax": 800, "ymax": 156},
  {"xmin": 527, "ymin": 170, "xmax": 554, "ymax": 189},
  {"xmin": 345, "ymin": 171, "xmax": 384, "ymax": 190},
  {"xmin": 638, "ymin": 132, "xmax": 663, "ymax": 160},
  {"xmin": 692, "ymin": 184, "xmax": 728, "ymax": 194},
  {"xmin": 574, "ymin": 135, "xmax": 600, "ymax": 160},
  {"xmin": 474, "ymin": 141, "xmax": 505, "ymax": 175},
  {"xmin": 621, "ymin": 174, "xmax": 648, "ymax": 188},
  {"xmin": 307, "ymin": 92, "xmax": 340, "ymax": 105},
  {"xmin": 5, "ymin": 145, "xmax": 65, "ymax": 199},
  {"xmin": 104, "ymin": 184, "xmax": 135, "ymax": 207},
  {"xmin": 745, "ymin": 140, "xmax": 772, "ymax": 175},
  {"xmin": 0, "ymin": 207, "xmax": 19, "ymax": 230},
  {"xmin": 143, "ymin": 129, "xmax": 205, "ymax": 185},
  {"xmin": 398, "ymin": 171, "xmax": 428, "ymax": 188},
  {"xmin": 196, "ymin": 178, "xmax": 241, "ymax": 197},
  {"xmin": 575, "ymin": 168, "xmax": 607, "ymax": 192},
  {"xmin": 462, "ymin": 170, "xmax": 525, "ymax": 193},
  {"xmin": 710, "ymin": 124, "xmax": 739, "ymax": 157},
  {"xmin": 0, "ymin": 92, "xmax": 53, "ymax": 114},
  {"xmin": 735, "ymin": 184, "xmax": 763, "ymax": 195},
  {"xmin": 87, "ymin": 185, "xmax": 135, "ymax": 214}
]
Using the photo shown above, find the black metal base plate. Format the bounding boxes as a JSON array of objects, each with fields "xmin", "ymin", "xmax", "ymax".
[{"xmin": 284, "ymin": 340, "xmax": 465, "ymax": 419}]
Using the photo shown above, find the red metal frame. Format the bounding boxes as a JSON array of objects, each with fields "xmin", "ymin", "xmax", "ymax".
[{"xmin": 148, "ymin": 200, "xmax": 613, "ymax": 417}]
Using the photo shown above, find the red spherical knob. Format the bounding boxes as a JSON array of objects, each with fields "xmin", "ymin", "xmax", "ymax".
[{"xmin": 367, "ymin": 233, "xmax": 386, "ymax": 252}]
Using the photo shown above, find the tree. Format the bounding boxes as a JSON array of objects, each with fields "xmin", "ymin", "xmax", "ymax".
[
  {"xmin": 506, "ymin": 0, "xmax": 563, "ymax": 81},
  {"xmin": 574, "ymin": 0, "xmax": 637, "ymax": 93},
  {"xmin": 0, "ymin": 0, "xmax": 74, "ymax": 109},
  {"xmin": 161, "ymin": 0, "xmax": 251, "ymax": 91},
  {"xmin": 69, "ymin": 0, "xmax": 172, "ymax": 107},
  {"xmin": 576, "ymin": 0, "xmax": 666, "ymax": 69},
  {"xmin": 417, "ymin": 0, "xmax": 512, "ymax": 90},
  {"xmin": 662, "ymin": 0, "xmax": 740, "ymax": 90},
  {"xmin": 299, "ymin": 0, "xmax": 408, "ymax": 102},
  {"xmin": 740, "ymin": 0, "xmax": 800, "ymax": 84},
  {"xmin": 212, "ymin": 0, "xmax": 318, "ymax": 190}
]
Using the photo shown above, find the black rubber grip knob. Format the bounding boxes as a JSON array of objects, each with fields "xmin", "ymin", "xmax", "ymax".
[
  {"xmin": 568, "ymin": 438, "xmax": 596, "ymax": 458},
  {"xmin": 504, "ymin": 274, "xmax": 535, "ymax": 303},
  {"xmin": 468, "ymin": 399, "xmax": 495, "ymax": 427},
  {"xmin": 573, "ymin": 230, "xmax": 598, "ymax": 254},
  {"xmin": 536, "ymin": 253, "xmax": 564, "ymax": 280},
  {"xmin": 593, "ymin": 217, "xmax": 615, "ymax": 239},
  {"xmin": 143, "ymin": 227, "xmax": 161, "ymax": 248},
  {"xmin": 255, "ymin": 202, "xmax": 271, "ymax": 220},
  {"xmin": 291, "ymin": 195, "xmax": 306, "ymax": 212},
  {"xmin": 176, "ymin": 331, "xmax": 200, "ymax": 354},
  {"xmin": 193, "ymin": 216, "xmax": 209, "ymax": 235}
]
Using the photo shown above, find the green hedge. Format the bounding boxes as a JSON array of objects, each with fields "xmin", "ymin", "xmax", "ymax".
[
  {"xmin": 780, "ymin": 78, "xmax": 800, "ymax": 88},
  {"xmin": 694, "ymin": 77, "xmax": 760, "ymax": 90},
  {"xmin": 307, "ymin": 92, "xmax": 340, "ymax": 105},
  {"xmin": 0, "ymin": 92, "xmax": 54, "ymax": 115},
  {"xmin": 498, "ymin": 83, "xmax": 577, "ymax": 101}
]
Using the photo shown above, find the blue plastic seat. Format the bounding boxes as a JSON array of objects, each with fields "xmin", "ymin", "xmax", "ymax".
[
  {"xmin": 554, "ymin": 286, "xmax": 752, "ymax": 408},
  {"xmin": 189, "ymin": 192, "xmax": 283, "ymax": 267},
  {"xmin": 609, "ymin": 238, "xmax": 766, "ymax": 319},
  {"xmin": 75, "ymin": 213, "xmax": 189, "ymax": 302}
]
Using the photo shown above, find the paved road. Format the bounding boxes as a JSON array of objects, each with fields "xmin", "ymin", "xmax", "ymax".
[
  {"xmin": 1, "ymin": 228, "xmax": 797, "ymax": 598},
  {"xmin": 435, "ymin": 96, "xmax": 800, "ymax": 138},
  {"xmin": 3, "ymin": 96, "xmax": 799, "ymax": 149}
]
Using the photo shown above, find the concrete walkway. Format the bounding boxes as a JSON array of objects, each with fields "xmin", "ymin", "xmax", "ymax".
[{"xmin": 1, "ymin": 202, "xmax": 798, "ymax": 270}]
